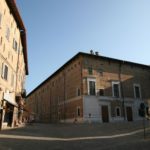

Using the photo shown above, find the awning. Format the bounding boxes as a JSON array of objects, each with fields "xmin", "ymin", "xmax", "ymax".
[{"xmin": 3, "ymin": 92, "xmax": 18, "ymax": 107}]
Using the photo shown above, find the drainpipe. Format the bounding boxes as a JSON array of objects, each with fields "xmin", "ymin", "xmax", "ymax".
[
  {"xmin": 63, "ymin": 70, "xmax": 66, "ymax": 122},
  {"xmin": 80, "ymin": 57, "xmax": 83, "ymax": 120},
  {"xmin": 13, "ymin": 40, "xmax": 21, "ymax": 126},
  {"xmin": 49, "ymin": 85, "xmax": 52, "ymax": 123},
  {"xmin": 119, "ymin": 62, "xmax": 126, "ymax": 120},
  {"xmin": 15, "ymin": 46, "xmax": 19, "ymax": 96}
]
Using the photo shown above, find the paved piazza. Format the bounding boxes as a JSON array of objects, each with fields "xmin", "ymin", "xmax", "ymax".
[{"xmin": 0, "ymin": 121, "xmax": 150, "ymax": 150}]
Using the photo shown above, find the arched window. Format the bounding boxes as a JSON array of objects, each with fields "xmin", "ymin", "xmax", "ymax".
[{"xmin": 116, "ymin": 107, "xmax": 121, "ymax": 117}]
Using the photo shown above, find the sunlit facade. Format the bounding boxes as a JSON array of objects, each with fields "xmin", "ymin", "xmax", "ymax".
[
  {"xmin": 0, "ymin": 0, "xmax": 28, "ymax": 129},
  {"xmin": 26, "ymin": 52, "xmax": 150, "ymax": 123}
]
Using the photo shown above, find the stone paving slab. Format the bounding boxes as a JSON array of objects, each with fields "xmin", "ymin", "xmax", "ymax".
[
  {"xmin": 0, "ymin": 132, "xmax": 150, "ymax": 150},
  {"xmin": 0, "ymin": 120, "xmax": 150, "ymax": 138},
  {"xmin": 0, "ymin": 121, "xmax": 150, "ymax": 150}
]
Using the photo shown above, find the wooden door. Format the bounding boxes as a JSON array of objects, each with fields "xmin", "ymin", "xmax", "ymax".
[
  {"xmin": 126, "ymin": 107, "xmax": 133, "ymax": 121},
  {"xmin": 101, "ymin": 105, "xmax": 109, "ymax": 123}
]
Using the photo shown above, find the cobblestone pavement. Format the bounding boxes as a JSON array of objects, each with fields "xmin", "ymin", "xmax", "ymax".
[{"xmin": 0, "ymin": 121, "xmax": 150, "ymax": 150}]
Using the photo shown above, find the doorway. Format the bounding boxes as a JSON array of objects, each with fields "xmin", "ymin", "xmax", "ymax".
[
  {"xmin": 126, "ymin": 106, "xmax": 133, "ymax": 121},
  {"xmin": 4, "ymin": 103, "xmax": 14, "ymax": 126},
  {"xmin": 101, "ymin": 105, "xmax": 109, "ymax": 123}
]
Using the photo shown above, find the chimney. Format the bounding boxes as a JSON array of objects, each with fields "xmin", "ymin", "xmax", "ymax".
[
  {"xmin": 95, "ymin": 51, "xmax": 99, "ymax": 56},
  {"xmin": 90, "ymin": 50, "xmax": 94, "ymax": 55}
]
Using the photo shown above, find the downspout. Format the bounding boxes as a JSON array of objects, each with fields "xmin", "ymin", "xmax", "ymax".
[
  {"xmin": 63, "ymin": 70, "xmax": 66, "ymax": 122},
  {"xmin": 80, "ymin": 56, "xmax": 84, "ymax": 121},
  {"xmin": 14, "ymin": 39, "xmax": 21, "ymax": 126},
  {"xmin": 119, "ymin": 62, "xmax": 126, "ymax": 120},
  {"xmin": 49, "ymin": 84, "xmax": 52, "ymax": 123},
  {"xmin": 15, "ymin": 42, "xmax": 20, "ymax": 98}
]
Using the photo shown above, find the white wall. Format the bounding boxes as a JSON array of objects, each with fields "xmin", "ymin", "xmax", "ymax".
[
  {"xmin": 83, "ymin": 96, "xmax": 101, "ymax": 122},
  {"xmin": 83, "ymin": 96, "xmax": 143, "ymax": 123}
]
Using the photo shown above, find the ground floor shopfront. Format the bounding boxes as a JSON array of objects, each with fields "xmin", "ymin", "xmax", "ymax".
[{"xmin": 0, "ymin": 92, "xmax": 24, "ymax": 130}]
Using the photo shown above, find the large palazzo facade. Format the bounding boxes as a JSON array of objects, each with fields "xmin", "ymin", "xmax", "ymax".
[{"xmin": 26, "ymin": 52, "xmax": 150, "ymax": 123}]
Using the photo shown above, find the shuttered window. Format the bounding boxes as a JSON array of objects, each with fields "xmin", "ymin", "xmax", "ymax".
[
  {"xmin": 112, "ymin": 82, "xmax": 120, "ymax": 98},
  {"xmin": 89, "ymin": 81, "xmax": 96, "ymax": 95},
  {"xmin": 0, "ymin": 13, "xmax": 2, "ymax": 27},
  {"xmin": 1, "ymin": 63, "xmax": 9, "ymax": 81},
  {"xmin": 134, "ymin": 84, "xmax": 141, "ymax": 99}
]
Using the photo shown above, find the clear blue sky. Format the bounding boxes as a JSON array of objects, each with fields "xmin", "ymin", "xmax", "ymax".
[{"xmin": 16, "ymin": 0, "xmax": 150, "ymax": 94}]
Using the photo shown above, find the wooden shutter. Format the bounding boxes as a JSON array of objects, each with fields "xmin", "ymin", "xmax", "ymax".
[{"xmin": 1, "ymin": 63, "xmax": 4, "ymax": 78}]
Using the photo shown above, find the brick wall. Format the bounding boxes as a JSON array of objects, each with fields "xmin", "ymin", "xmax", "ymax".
[
  {"xmin": 82, "ymin": 55, "xmax": 150, "ymax": 100},
  {"xmin": 26, "ymin": 56, "xmax": 83, "ymax": 123},
  {"xmin": 26, "ymin": 53, "xmax": 150, "ymax": 123}
]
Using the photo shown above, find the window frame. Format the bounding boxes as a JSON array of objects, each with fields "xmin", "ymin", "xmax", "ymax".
[
  {"xmin": 0, "ymin": 37, "xmax": 2, "ymax": 46},
  {"xmin": 115, "ymin": 107, "xmax": 121, "ymax": 117},
  {"xmin": 88, "ymin": 67, "xmax": 93, "ymax": 75},
  {"xmin": 87, "ymin": 78, "xmax": 96, "ymax": 96},
  {"xmin": 99, "ymin": 88, "xmax": 105, "ymax": 96},
  {"xmin": 13, "ymin": 38, "xmax": 18, "ymax": 51},
  {"xmin": 76, "ymin": 88, "xmax": 81, "ymax": 96},
  {"xmin": 133, "ymin": 84, "xmax": 141, "ymax": 99},
  {"xmin": 112, "ymin": 81, "xmax": 121, "ymax": 98},
  {"xmin": 77, "ymin": 106, "xmax": 81, "ymax": 117},
  {"xmin": 0, "ymin": 12, "xmax": 2, "ymax": 27},
  {"xmin": 1, "ymin": 63, "xmax": 9, "ymax": 81},
  {"xmin": 6, "ymin": 26, "xmax": 10, "ymax": 41}
]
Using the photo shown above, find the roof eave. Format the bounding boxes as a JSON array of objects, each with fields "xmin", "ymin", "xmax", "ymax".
[{"xmin": 27, "ymin": 52, "xmax": 150, "ymax": 97}]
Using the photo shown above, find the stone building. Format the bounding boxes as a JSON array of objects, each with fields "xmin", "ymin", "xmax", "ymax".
[
  {"xmin": 0, "ymin": 0, "xmax": 28, "ymax": 129},
  {"xmin": 26, "ymin": 52, "xmax": 150, "ymax": 123}
]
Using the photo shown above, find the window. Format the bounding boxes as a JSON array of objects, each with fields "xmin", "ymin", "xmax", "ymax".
[
  {"xmin": 99, "ymin": 89, "xmax": 104, "ymax": 96},
  {"xmin": 88, "ymin": 67, "xmax": 93, "ymax": 75},
  {"xmin": 13, "ymin": 38, "xmax": 18, "ymax": 51},
  {"xmin": 1, "ymin": 64, "xmax": 8, "ymax": 80},
  {"xmin": 134, "ymin": 84, "xmax": 141, "ymax": 99},
  {"xmin": 0, "ymin": 37, "xmax": 2, "ymax": 45},
  {"xmin": 89, "ymin": 81, "xmax": 96, "ymax": 95},
  {"xmin": 11, "ymin": 55, "xmax": 13, "ymax": 62},
  {"xmin": 116, "ymin": 107, "xmax": 121, "ymax": 117},
  {"xmin": 99, "ymin": 68, "xmax": 103, "ymax": 76},
  {"xmin": 77, "ymin": 88, "xmax": 81, "ymax": 96},
  {"xmin": 6, "ymin": 27, "xmax": 10, "ymax": 41},
  {"xmin": 112, "ymin": 82, "xmax": 120, "ymax": 97},
  {"xmin": 77, "ymin": 107, "xmax": 80, "ymax": 117},
  {"xmin": 18, "ymin": 42, "xmax": 20, "ymax": 52}
]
